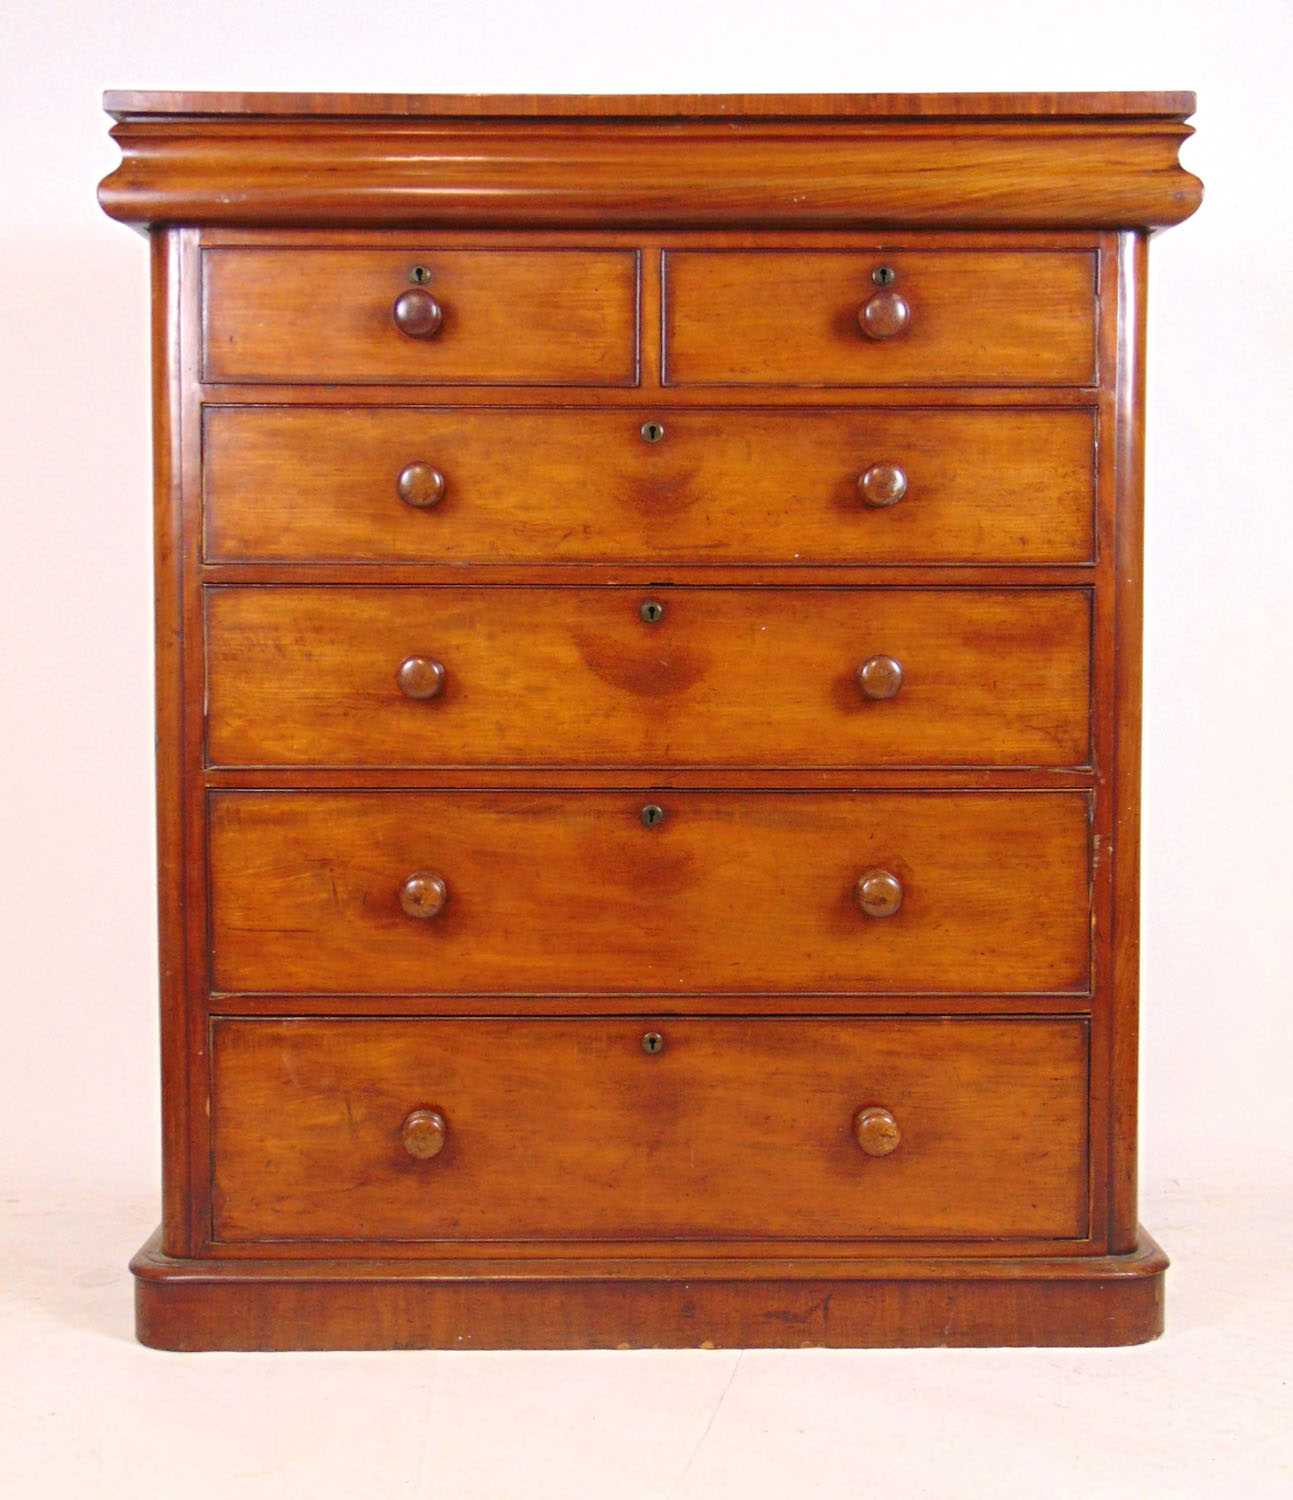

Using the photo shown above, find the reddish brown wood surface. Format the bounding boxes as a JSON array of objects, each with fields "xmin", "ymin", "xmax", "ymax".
[
  {"xmin": 203, "ymin": 404, "xmax": 1096, "ymax": 565},
  {"xmin": 105, "ymin": 92, "xmax": 1198, "ymax": 121},
  {"xmin": 99, "ymin": 92, "xmax": 1199, "ymax": 1349},
  {"xmin": 209, "ymin": 1016, "xmax": 1088, "ymax": 1243},
  {"xmin": 99, "ymin": 98, "xmax": 1202, "ymax": 232},
  {"xmin": 204, "ymin": 586, "xmax": 1092, "ymax": 769},
  {"xmin": 149, "ymin": 229, "xmax": 191, "ymax": 1256},
  {"xmin": 208, "ymin": 790, "xmax": 1091, "ymax": 995},
  {"xmin": 1110, "ymin": 232, "xmax": 1148, "ymax": 1252},
  {"xmin": 203, "ymin": 248, "xmax": 640, "ymax": 385},
  {"xmin": 664, "ymin": 250, "xmax": 1096, "ymax": 386},
  {"xmin": 131, "ymin": 1227, "xmax": 1167, "ymax": 1350}
]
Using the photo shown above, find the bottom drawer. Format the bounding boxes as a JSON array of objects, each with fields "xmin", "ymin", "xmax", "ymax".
[{"xmin": 211, "ymin": 1017, "xmax": 1089, "ymax": 1245}]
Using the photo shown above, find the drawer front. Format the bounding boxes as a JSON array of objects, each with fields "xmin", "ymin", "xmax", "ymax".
[
  {"xmin": 664, "ymin": 250, "xmax": 1096, "ymax": 386},
  {"xmin": 203, "ymin": 405, "xmax": 1096, "ymax": 566},
  {"xmin": 202, "ymin": 249, "xmax": 640, "ymax": 385},
  {"xmin": 205, "ymin": 587, "xmax": 1092, "ymax": 769},
  {"xmin": 208, "ymin": 791, "xmax": 1091, "ymax": 994},
  {"xmin": 210, "ymin": 1016, "xmax": 1089, "ymax": 1243}
]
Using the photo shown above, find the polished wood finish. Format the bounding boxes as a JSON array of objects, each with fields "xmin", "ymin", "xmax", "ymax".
[
  {"xmin": 99, "ymin": 94, "xmax": 1202, "ymax": 232},
  {"xmin": 102, "ymin": 92, "xmax": 1199, "ymax": 1350},
  {"xmin": 203, "ymin": 248, "xmax": 640, "ymax": 385},
  {"xmin": 395, "ymin": 460, "xmax": 445, "ymax": 509},
  {"xmin": 105, "ymin": 91, "xmax": 1198, "ymax": 121},
  {"xmin": 856, "ymin": 654, "xmax": 904, "ymax": 701},
  {"xmin": 207, "ymin": 790, "xmax": 1091, "ymax": 995},
  {"xmin": 400, "ymin": 1107, "xmax": 448, "ymax": 1160},
  {"xmin": 853, "ymin": 1106, "xmax": 902, "ymax": 1157},
  {"xmin": 855, "ymin": 868, "xmax": 904, "ymax": 918},
  {"xmin": 203, "ymin": 404, "xmax": 1097, "ymax": 566},
  {"xmin": 204, "ymin": 587, "xmax": 1092, "ymax": 769},
  {"xmin": 397, "ymin": 872, "xmax": 448, "ymax": 921},
  {"xmin": 394, "ymin": 655, "xmax": 445, "ymax": 701},
  {"xmin": 664, "ymin": 251, "xmax": 1096, "ymax": 386},
  {"xmin": 391, "ymin": 287, "xmax": 443, "ymax": 340},
  {"xmin": 857, "ymin": 461, "xmax": 908, "ymax": 509},
  {"xmin": 858, "ymin": 288, "xmax": 911, "ymax": 340},
  {"xmin": 210, "ymin": 1017, "xmax": 1088, "ymax": 1242},
  {"xmin": 133, "ymin": 1226, "xmax": 1168, "ymax": 1351}
]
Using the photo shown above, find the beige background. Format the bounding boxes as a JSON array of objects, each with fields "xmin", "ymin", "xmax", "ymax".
[{"xmin": 1, "ymin": 0, "xmax": 1290, "ymax": 1494}]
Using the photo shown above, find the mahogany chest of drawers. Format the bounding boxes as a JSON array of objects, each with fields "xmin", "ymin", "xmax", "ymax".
[{"xmin": 99, "ymin": 90, "xmax": 1202, "ymax": 1350}]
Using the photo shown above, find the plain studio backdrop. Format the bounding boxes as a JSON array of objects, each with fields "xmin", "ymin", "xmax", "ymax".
[{"xmin": 0, "ymin": 2, "xmax": 1289, "ymax": 1496}]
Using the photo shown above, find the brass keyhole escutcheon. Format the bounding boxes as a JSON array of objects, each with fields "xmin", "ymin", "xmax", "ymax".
[
  {"xmin": 640, "ymin": 420, "xmax": 666, "ymax": 444},
  {"xmin": 641, "ymin": 1031, "xmax": 665, "ymax": 1055},
  {"xmin": 409, "ymin": 265, "xmax": 433, "ymax": 284},
  {"xmin": 871, "ymin": 264, "xmax": 898, "ymax": 286},
  {"xmin": 640, "ymin": 599, "xmax": 665, "ymax": 623},
  {"xmin": 641, "ymin": 803, "xmax": 666, "ymax": 829}
]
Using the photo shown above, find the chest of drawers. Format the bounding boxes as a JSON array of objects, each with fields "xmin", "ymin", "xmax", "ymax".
[{"xmin": 99, "ymin": 90, "xmax": 1201, "ymax": 1350}]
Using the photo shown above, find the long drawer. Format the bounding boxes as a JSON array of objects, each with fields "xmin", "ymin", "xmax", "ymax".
[
  {"xmin": 207, "ymin": 790, "xmax": 1091, "ymax": 994},
  {"xmin": 202, "ymin": 405, "xmax": 1096, "ymax": 565},
  {"xmin": 204, "ymin": 586, "xmax": 1092, "ymax": 769},
  {"xmin": 210, "ymin": 1016, "xmax": 1090, "ymax": 1244},
  {"xmin": 202, "ymin": 247, "xmax": 640, "ymax": 386},
  {"xmin": 664, "ymin": 250, "xmax": 1097, "ymax": 386}
]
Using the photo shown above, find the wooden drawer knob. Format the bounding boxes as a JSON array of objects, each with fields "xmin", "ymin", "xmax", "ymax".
[
  {"xmin": 858, "ymin": 462, "xmax": 908, "ymax": 508},
  {"xmin": 393, "ymin": 288, "xmax": 444, "ymax": 339},
  {"xmin": 856, "ymin": 654, "xmax": 903, "ymax": 701},
  {"xmin": 858, "ymin": 290, "xmax": 911, "ymax": 340},
  {"xmin": 853, "ymin": 1106, "xmax": 901, "ymax": 1157},
  {"xmin": 401, "ymin": 1108, "xmax": 447, "ymax": 1159},
  {"xmin": 396, "ymin": 656, "xmax": 445, "ymax": 700},
  {"xmin": 855, "ymin": 868, "xmax": 903, "ymax": 918},
  {"xmin": 397, "ymin": 462, "xmax": 446, "ymax": 509},
  {"xmin": 399, "ymin": 872, "xmax": 448, "ymax": 920}
]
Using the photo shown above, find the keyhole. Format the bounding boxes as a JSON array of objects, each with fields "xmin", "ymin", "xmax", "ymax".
[
  {"xmin": 641, "ymin": 803, "xmax": 666, "ymax": 828},
  {"xmin": 640, "ymin": 599, "xmax": 665, "ymax": 624},
  {"xmin": 641, "ymin": 1032, "xmax": 665, "ymax": 1055},
  {"xmin": 640, "ymin": 420, "xmax": 665, "ymax": 444},
  {"xmin": 871, "ymin": 265, "xmax": 898, "ymax": 286},
  {"xmin": 409, "ymin": 265, "xmax": 433, "ymax": 284}
]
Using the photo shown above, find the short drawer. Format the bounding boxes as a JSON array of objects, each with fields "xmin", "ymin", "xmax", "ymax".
[
  {"xmin": 210, "ymin": 1016, "xmax": 1090, "ymax": 1244},
  {"xmin": 202, "ymin": 248, "xmax": 640, "ymax": 385},
  {"xmin": 205, "ymin": 586, "xmax": 1092, "ymax": 770},
  {"xmin": 664, "ymin": 250, "xmax": 1096, "ymax": 386},
  {"xmin": 208, "ymin": 791, "xmax": 1091, "ymax": 994},
  {"xmin": 203, "ymin": 405, "xmax": 1096, "ymax": 565}
]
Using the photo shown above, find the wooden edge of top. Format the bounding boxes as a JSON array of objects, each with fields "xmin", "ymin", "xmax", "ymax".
[{"xmin": 103, "ymin": 89, "xmax": 1198, "ymax": 124}]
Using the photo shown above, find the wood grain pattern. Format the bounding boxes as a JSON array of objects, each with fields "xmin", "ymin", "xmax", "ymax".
[
  {"xmin": 202, "ymin": 405, "xmax": 1096, "ymax": 566},
  {"xmin": 665, "ymin": 251, "xmax": 1096, "ymax": 386},
  {"xmin": 99, "ymin": 108, "xmax": 1202, "ymax": 233},
  {"xmin": 99, "ymin": 91, "xmax": 1199, "ymax": 1349},
  {"xmin": 207, "ymin": 790, "xmax": 1092, "ymax": 995},
  {"xmin": 104, "ymin": 92, "xmax": 1198, "ymax": 121},
  {"xmin": 132, "ymin": 1226, "xmax": 1168, "ymax": 1350},
  {"xmin": 209, "ymin": 1016, "xmax": 1089, "ymax": 1243},
  {"xmin": 202, "ymin": 248, "xmax": 640, "ymax": 385},
  {"xmin": 204, "ymin": 586, "xmax": 1092, "ymax": 770},
  {"xmin": 150, "ymin": 228, "xmax": 191, "ymax": 1256}
]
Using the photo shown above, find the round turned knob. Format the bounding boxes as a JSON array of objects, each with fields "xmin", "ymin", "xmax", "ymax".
[
  {"xmin": 399, "ymin": 872, "xmax": 448, "ymax": 920},
  {"xmin": 855, "ymin": 868, "xmax": 903, "ymax": 918},
  {"xmin": 397, "ymin": 462, "xmax": 446, "ymax": 509},
  {"xmin": 401, "ymin": 1108, "xmax": 447, "ymax": 1159},
  {"xmin": 858, "ymin": 289, "xmax": 911, "ymax": 340},
  {"xmin": 856, "ymin": 655, "xmax": 904, "ymax": 701},
  {"xmin": 853, "ymin": 1106, "xmax": 901, "ymax": 1157},
  {"xmin": 393, "ymin": 288, "xmax": 444, "ymax": 339},
  {"xmin": 396, "ymin": 656, "xmax": 445, "ymax": 700},
  {"xmin": 858, "ymin": 462, "xmax": 908, "ymax": 508}
]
